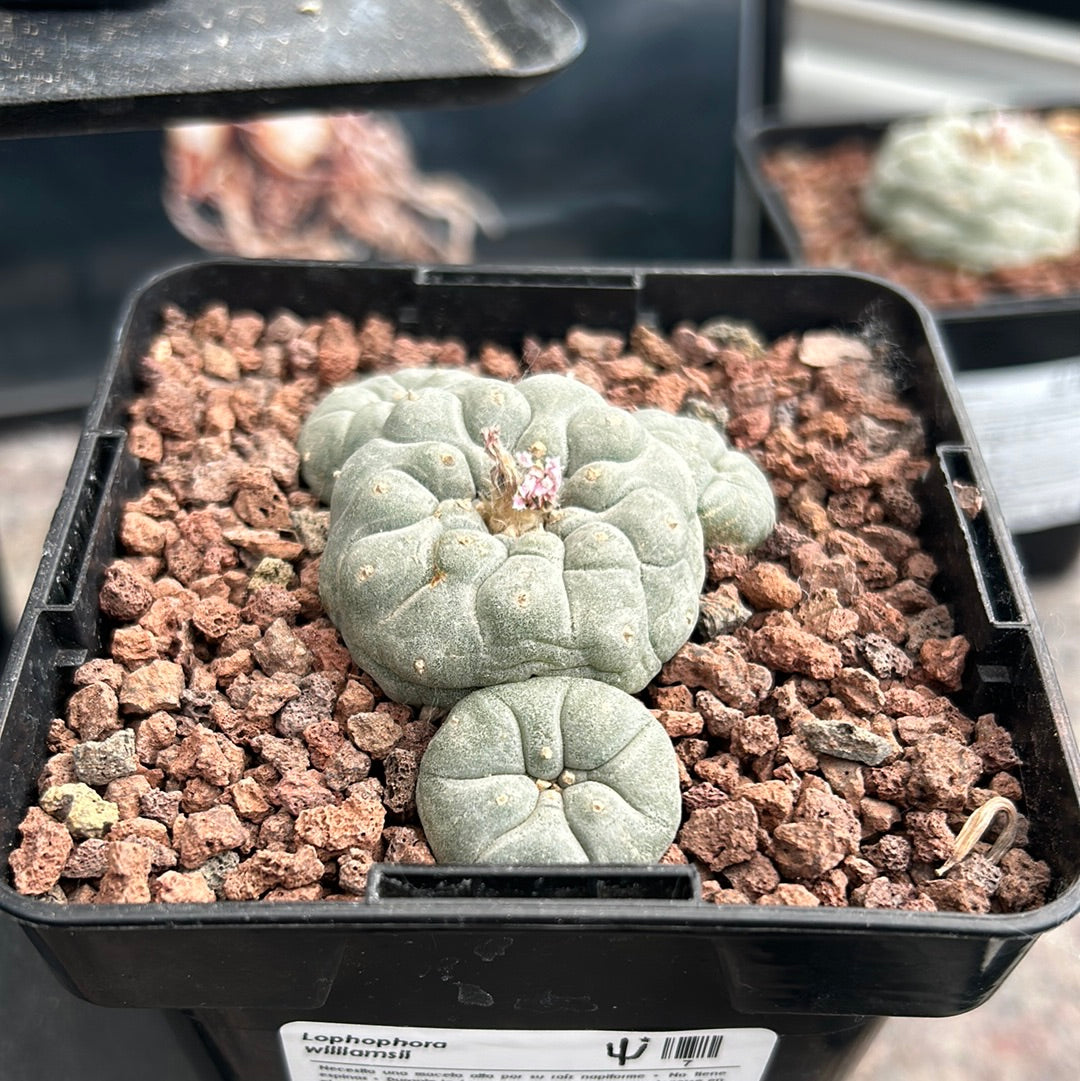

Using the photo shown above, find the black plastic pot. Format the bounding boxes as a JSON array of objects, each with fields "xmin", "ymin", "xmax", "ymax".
[
  {"xmin": 1, "ymin": 263, "xmax": 1078, "ymax": 1081},
  {"xmin": 732, "ymin": 108, "xmax": 1080, "ymax": 321}
]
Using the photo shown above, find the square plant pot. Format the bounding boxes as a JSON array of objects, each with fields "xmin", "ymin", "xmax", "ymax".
[
  {"xmin": 1, "ymin": 262, "xmax": 1079, "ymax": 1081},
  {"xmin": 733, "ymin": 107, "xmax": 1080, "ymax": 320}
]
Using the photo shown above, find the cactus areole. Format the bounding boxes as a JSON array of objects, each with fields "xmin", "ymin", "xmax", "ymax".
[
  {"xmin": 416, "ymin": 677, "xmax": 682, "ymax": 864},
  {"xmin": 863, "ymin": 111, "xmax": 1080, "ymax": 272},
  {"xmin": 299, "ymin": 368, "xmax": 775, "ymax": 707}
]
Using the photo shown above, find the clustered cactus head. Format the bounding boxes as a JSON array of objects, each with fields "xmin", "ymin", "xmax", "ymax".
[
  {"xmin": 862, "ymin": 110, "xmax": 1080, "ymax": 272},
  {"xmin": 299, "ymin": 363, "xmax": 776, "ymax": 866},
  {"xmin": 299, "ymin": 368, "xmax": 775, "ymax": 707},
  {"xmin": 415, "ymin": 676, "xmax": 682, "ymax": 864}
]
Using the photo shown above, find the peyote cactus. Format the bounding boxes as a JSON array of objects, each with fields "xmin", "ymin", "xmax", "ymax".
[
  {"xmin": 415, "ymin": 676, "xmax": 682, "ymax": 863},
  {"xmin": 299, "ymin": 367, "xmax": 775, "ymax": 706},
  {"xmin": 862, "ymin": 111, "xmax": 1080, "ymax": 272}
]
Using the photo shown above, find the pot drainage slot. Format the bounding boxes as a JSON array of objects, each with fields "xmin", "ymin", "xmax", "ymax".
[
  {"xmin": 939, "ymin": 445, "xmax": 1023, "ymax": 626},
  {"xmin": 367, "ymin": 863, "xmax": 697, "ymax": 901},
  {"xmin": 45, "ymin": 434, "xmax": 124, "ymax": 609}
]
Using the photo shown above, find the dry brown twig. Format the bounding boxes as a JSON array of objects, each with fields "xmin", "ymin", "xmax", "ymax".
[{"xmin": 938, "ymin": 796, "xmax": 1020, "ymax": 876}]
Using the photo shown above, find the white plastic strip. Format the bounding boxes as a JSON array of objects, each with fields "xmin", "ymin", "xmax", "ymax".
[{"xmin": 279, "ymin": 1023, "xmax": 778, "ymax": 1081}]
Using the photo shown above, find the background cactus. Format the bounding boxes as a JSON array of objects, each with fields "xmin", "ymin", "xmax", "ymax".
[
  {"xmin": 415, "ymin": 676, "xmax": 682, "ymax": 863},
  {"xmin": 300, "ymin": 368, "xmax": 775, "ymax": 706},
  {"xmin": 862, "ymin": 111, "xmax": 1080, "ymax": 272}
]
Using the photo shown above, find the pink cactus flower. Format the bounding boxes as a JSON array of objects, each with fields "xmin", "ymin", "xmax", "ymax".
[
  {"xmin": 513, "ymin": 450, "xmax": 562, "ymax": 511},
  {"xmin": 480, "ymin": 427, "xmax": 562, "ymax": 527}
]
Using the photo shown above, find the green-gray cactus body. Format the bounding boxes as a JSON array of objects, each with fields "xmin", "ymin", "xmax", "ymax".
[
  {"xmin": 415, "ymin": 676, "xmax": 681, "ymax": 863},
  {"xmin": 300, "ymin": 368, "xmax": 775, "ymax": 706},
  {"xmin": 297, "ymin": 369, "xmax": 482, "ymax": 502},
  {"xmin": 863, "ymin": 111, "xmax": 1080, "ymax": 272},
  {"xmin": 636, "ymin": 408, "xmax": 777, "ymax": 550}
]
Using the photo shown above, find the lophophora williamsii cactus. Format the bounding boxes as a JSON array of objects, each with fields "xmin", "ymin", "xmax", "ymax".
[
  {"xmin": 415, "ymin": 676, "xmax": 682, "ymax": 864},
  {"xmin": 299, "ymin": 368, "xmax": 775, "ymax": 708},
  {"xmin": 299, "ymin": 364, "xmax": 774, "ymax": 864},
  {"xmin": 862, "ymin": 111, "xmax": 1080, "ymax": 272}
]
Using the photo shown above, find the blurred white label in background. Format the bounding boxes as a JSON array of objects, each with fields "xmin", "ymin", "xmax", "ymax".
[{"xmin": 956, "ymin": 355, "xmax": 1080, "ymax": 534}]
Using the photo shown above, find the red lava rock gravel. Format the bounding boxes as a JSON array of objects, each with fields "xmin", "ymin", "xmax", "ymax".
[{"xmin": 7, "ymin": 300, "xmax": 1053, "ymax": 912}]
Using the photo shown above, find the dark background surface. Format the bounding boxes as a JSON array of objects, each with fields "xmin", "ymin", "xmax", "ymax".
[
  {"xmin": 0, "ymin": 0, "xmax": 758, "ymax": 420},
  {"xmin": 992, "ymin": 1, "xmax": 1078, "ymax": 16},
  {"xmin": 0, "ymin": 129, "xmax": 198, "ymax": 419}
]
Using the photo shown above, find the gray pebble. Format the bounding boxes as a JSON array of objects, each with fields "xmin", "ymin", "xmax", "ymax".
[
  {"xmin": 698, "ymin": 589, "xmax": 752, "ymax": 639},
  {"xmin": 290, "ymin": 507, "xmax": 331, "ymax": 555},
  {"xmin": 72, "ymin": 728, "xmax": 138, "ymax": 786},
  {"xmin": 800, "ymin": 718, "xmax": 895, "ymax": 766},
  {"xmin": 197, "ymin": 850, "xmax": 241, "ymax": 897}
]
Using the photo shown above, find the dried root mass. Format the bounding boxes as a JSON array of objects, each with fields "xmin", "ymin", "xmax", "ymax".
[{"xmin": 163, "ymin": 112, "xmax": 500, "ymax": 264}]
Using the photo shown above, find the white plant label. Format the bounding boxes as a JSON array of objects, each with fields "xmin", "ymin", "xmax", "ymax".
[
  {"xmin": 956, "ymin": 355, "xmax": 1080, "ymax": 534},
  {"xmin": 279, "ymin": 1023, "xmax": 777, "ymax": 1081}
]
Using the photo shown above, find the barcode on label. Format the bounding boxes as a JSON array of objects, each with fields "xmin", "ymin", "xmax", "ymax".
[{"xmin": 661, "ymin": 1034, "xmax": 724, "ymax": 1061}]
